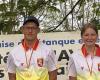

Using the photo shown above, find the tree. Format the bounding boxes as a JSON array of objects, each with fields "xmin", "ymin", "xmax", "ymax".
[{"xmin": 0, "ymin": 0, "xmax": 100, "ymax": 34}]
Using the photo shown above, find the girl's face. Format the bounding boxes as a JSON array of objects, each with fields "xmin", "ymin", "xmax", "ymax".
[{"xmin": 82, "ymin": 28, "xmax": 98, "ymax": 46}]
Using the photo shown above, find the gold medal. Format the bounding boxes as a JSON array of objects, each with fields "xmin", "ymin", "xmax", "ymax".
[
  {"xmin": 23, "ymin": 67, "xmax": 40, "ymax": 80},
  {"xmin": 24, "ymin": 72, "xmax": 32, "ymax": 78},
  {"xmin": 23, "ymin": 68, "xmax": 32, "ymax": 78}
]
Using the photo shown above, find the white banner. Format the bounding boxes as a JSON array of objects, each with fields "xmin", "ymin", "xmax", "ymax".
[{"xmin": 0, "ymin": 31, "xmax": 100, "ymax": 80}]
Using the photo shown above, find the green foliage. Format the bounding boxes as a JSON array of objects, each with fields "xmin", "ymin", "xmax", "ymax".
[
  {"xmin": 0, "ymin": 0, "xmax": 100, "ymax": 33},
  {"xmin": 92, "ymin": 3, "xmax": 97, "ymax": 8},
  {"xmin": 0, "ymin": 0, "xmax": 47, "ymax": 34},
  {"xmin": 90, "ymin": 18, "xmax": 100, "ymax": 30},
  {"xmin": 77, "ymin": 14, "xmax": 83, "ymax": 20},
  {"xmin": 0, "ymin": 0, "xmax": 73, "ymax": 33},
  {"xmin": 0, "ymin": 3, "xmax": 7, "ymax": 11},
  {"xmin": 95, "ymin": 8, "xmax": 100, "ymax": 16},
  {"xmin": 92, "ymin": 2, "xmax": 100, "ymax": 16},
  {"xmin": 47, "ymin": 6, "xmax": 60, "ymax": 12}
]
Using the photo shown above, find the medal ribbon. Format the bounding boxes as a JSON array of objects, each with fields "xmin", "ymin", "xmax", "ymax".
[
  {"xmin": 25, "ymin": 49, "xmax": 33, "ymax": 68},
  {"xmin": 83, "ymin": 46, "xmax": 96, "ymax": 76},
  {"xmin": 85, "ymin": 57, "xmax": 93, "ymax": 75},
  {"xmin": 23, "ymin": 40, "xmax": 37, "ymax": 68}
]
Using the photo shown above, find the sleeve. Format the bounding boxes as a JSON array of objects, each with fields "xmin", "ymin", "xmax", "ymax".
[
  {"xmin": 7, "ymin": 53, "xmax": 16, "ymax": 73},
  {"xmin": 47, "ymin": 50, "xmax": 57, "ymax": 72},
  {"xmin": 67, "ymin": 56, "xmax": 77, "ymax": 77}
]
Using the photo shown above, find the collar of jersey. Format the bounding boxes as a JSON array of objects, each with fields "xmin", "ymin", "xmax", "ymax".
[
  {"xmin": 22, "ymin": 38, "xmax": 39, "ymax": 51},
  {"xmin": 81, "ymin": 44, "xmax": 100, "ymax": 57}
]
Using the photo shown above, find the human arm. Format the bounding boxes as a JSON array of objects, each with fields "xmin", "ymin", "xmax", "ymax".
[
  {"xmin": 69, "ymin": 76, "xmax": 77, "ymax": 80},
  {"xmin": 8, "ymin": 73, "xmax": 16, "ymax": 80},
  {"xmin": 49, "ymin": 70, "xmax": 57, "ymax": 80},
  {"xmin": 7, "ymin": 54, "xmax": 16, "ymax": 80},
  {"xmin": 68, "ymin": 57, "xmax": 77, "ymax": 80},
  {"xmin": 48, "ymin": 50, "xmax": 57, "ymax": 80}
]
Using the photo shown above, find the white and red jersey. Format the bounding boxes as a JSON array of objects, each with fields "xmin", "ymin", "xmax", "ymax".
[
  {"xmin": 68, "ymin": 44, "xmax": 100, "ymax": 80},
  {"xmin": 7, "ymin": 39, "xmax": 57, "ymax": 80}
]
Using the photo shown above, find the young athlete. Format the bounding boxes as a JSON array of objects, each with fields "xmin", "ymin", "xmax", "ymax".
[
  {"xmin": 7, "ymin": 16, "xmax": 57, "ymax": 80},
  {"xmin": 68, "ymin": 23, "xmax": 100, "ymax": 80}
]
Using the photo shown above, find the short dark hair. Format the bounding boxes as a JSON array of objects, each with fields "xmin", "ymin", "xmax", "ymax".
[
  {"xmin": 23, "ymin": 16, "xmax": 39, "ymax": 26},
  {"xmin": 81, "ymin": 23, "xmax": 98, "ymax": 37}
]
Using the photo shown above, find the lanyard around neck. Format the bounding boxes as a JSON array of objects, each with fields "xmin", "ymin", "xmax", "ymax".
[
  {"xmin": 25, "ymin": 49, "xmax": 33, "ymax": 68},
  {"xmin": 23, "ymin": 41, "xmax": 34, "ymax": 68},
  {"xmin": 83, "ymin": 46, "xmax": 96, "ymax": 76}
]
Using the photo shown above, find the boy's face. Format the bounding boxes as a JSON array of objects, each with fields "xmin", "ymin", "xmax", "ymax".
[{"xmin": 21, "ymin": 22, "xmax": 40, "ymax": 41}]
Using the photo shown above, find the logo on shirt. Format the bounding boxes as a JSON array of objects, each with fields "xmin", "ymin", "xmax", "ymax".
[
  {"xmin": 98, "ymin": 63, "xmax": 100, "ymax": 71},
  {"xmin": 37, "ymin": 58, "xmax": 44, "ymax": 67}
]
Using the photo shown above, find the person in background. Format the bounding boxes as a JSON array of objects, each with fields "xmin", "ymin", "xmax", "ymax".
[
  {"xmin": 68, "ymin": 23, "xmax": 100, "ymax": 80},
  {"xmin": 7, "ymin": 16, "xmax": 57, "ymax": 80}
]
